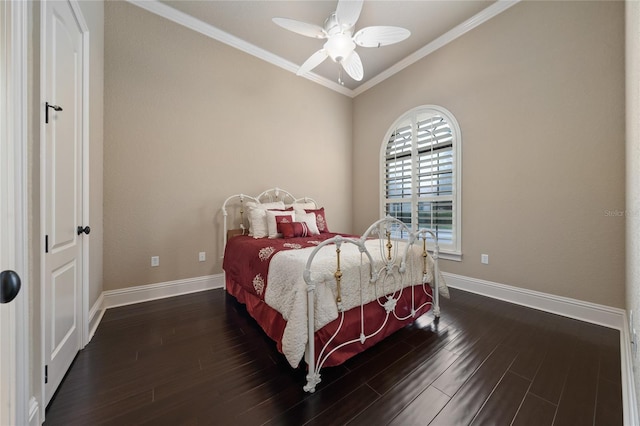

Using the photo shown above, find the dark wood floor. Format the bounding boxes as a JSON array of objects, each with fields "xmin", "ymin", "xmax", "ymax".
[{"xmin": 44, "ymin": 287, "xmax": 623, "ymax": 425}]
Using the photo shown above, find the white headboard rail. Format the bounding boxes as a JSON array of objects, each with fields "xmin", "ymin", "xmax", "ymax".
[{"xmin": 221, "ymin": 187, "xmax": 319, "ymax": 257}]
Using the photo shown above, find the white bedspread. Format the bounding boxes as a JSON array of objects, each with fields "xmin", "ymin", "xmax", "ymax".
[{"xmin": 264, "ymin": 238, "xmax": 448, "ymax": 368}]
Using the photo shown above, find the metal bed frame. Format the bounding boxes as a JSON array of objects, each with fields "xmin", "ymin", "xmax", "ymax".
[
  {"xmin": 301, "ymin": 216, "xmax": 440, "ymax": 392},
  {"xmin": 221, "ymin": 188, "xmax": 441, "ymax": 393}
]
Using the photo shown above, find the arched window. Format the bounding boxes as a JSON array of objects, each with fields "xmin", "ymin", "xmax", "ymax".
[{"xmin": 381, "ymin": 105, "xmax": 461, "ymax": 258}]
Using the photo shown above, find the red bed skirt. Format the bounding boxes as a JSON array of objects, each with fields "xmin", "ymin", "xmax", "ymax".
[{"xmin": 225, "ymin": 275, "xmax": 434, "ymax": 367}]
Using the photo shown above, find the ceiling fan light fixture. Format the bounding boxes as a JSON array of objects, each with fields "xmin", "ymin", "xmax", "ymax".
[{"xmin": 324, "ymin": 33, "xmax": 355, "ymax": 63}]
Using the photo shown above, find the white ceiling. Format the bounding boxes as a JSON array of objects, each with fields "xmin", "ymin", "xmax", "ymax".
[{"xmin": 132, "ymin": 1, "xmax": 514, "ymax": 96}]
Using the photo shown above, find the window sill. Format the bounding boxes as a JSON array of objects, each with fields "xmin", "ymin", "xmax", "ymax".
[{"xmin": 431, "ymin": 251, "xmax": 462, "ymax": 262}]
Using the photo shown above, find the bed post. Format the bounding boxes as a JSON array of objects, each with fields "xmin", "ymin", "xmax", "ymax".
[
  {"xmin": 303, "ymin": 270, "xmax": 319, "ymax": 392},
  {"xmin": 433, "ymin": 241, "xmax": 441, "ymax": 319},
  {"xmin": 222, "ymin": 208, "xmax": 228, "ymax": 252},
  {"xmin": 419, "ymin": 229, "xmax": 440, "ymax": 320},
  {"xmin": 221, "ymin": 203, "xmax": 228, "ymax": 291}
]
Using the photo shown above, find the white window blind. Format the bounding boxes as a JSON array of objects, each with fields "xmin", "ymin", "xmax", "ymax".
[{"xmin": 381, "ymin": 106, "xmax": 461, "ymax": 256}]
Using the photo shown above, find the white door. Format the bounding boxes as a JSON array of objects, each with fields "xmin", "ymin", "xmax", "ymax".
[{"xmin": 43, "ymin": 0, "xmax": 85, "ymax": 406}]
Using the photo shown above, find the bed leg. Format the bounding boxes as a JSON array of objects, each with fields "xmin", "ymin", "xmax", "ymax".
[
  {"xmin": 304, "ymin": 373, "xmax": 320, "ymax": 393},
  {"xmin": 304, "ymin": 283, "xmax": 320, "ymax": 393}
]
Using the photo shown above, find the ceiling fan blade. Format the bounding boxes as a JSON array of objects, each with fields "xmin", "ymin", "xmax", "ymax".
[
  {"xmin": 353, "ymin": 26, "xmax": 411, "ymax": 47},
  {"xmin": 335, "ymin": 0, "xmax": 363, "ymax": 30},
  {"xmin": 297, "ymin": 49, "xmax": 329, "ymax": 76},
  {"xmin": 340, "ymin": 50, "xmax": 363, "ymax": 81},
  {"xmin": 272, "ymin": 17, "xmax": 327, "ymax": 39}
]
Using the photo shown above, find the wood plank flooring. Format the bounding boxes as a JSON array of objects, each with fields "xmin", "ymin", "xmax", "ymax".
[{"xmin": 44, "ymin": 288, "xmax": 623, "ymax": 425}]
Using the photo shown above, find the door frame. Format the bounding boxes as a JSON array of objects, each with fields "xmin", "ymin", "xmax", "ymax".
[
  {"xmin": 39, "ymin": 0, "xmax": 91, "ymax": 415},
  {"xmin": 0, "ymin": 0, "xmax": 29, "ymax": 424}
]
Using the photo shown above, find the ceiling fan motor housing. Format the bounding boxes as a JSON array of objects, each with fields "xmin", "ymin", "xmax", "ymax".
[{"xmin": 323, "ymin": 12, "xmax": 351, "ymax": 36}]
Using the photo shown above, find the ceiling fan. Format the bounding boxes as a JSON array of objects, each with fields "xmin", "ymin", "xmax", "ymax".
[{"xmin": 273, "ymin": 0, "xmax": 410, "ymax": 84}]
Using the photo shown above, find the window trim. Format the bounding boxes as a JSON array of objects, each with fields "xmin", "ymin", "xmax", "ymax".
[{"xmin": 379, "ymin": 105, "xmax": 462, "ymax": 261}]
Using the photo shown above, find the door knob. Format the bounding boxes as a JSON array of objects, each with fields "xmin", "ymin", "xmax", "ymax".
[
  {"xmin": 77, "ymin": 226, "xmax": 91, "ymax": 235},
  {"xmin": 0, "ymin": 270, "xmax": 21, "ymax": 304}
]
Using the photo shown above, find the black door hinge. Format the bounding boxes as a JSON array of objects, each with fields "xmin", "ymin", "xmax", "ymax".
[
  {"xmin": 45, "ymin": 235, "xmax": 49, "ymax": 253},
  {"xmin": 45, "ymin": 365, "xmax": 48, "ymax": 384}
]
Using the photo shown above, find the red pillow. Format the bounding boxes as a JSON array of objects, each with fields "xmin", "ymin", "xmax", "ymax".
[
  {"xmin": 275, "ymin": 214, "xmax": 293, "ymax": 225},
  {"xmin": 279, "ymin": 222, "xmax": 312, "ymax": 238},
  {"xmin": 305, "ymin": 207, "xmax": 330, "ymax": 233},
  {"xmin": 272, "ymin": 214, "xmax": 293, "ymax": 237}
]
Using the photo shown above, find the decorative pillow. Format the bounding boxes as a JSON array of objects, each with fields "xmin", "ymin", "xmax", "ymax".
[
  {"xmin": 248, "ymin": 208, "xmax": 268, "ymax": 238},
  {"xmin": 304, "ymin": 207, "xmax": 330, "ymax": 233},
  {"xmin": 279, "ymin": 222, "xmax": 313, "ymax": 239},
  {"xmin": 266, "ymin": 211, "xmax": 295, "ymax": 238},
  {"xmin": 246, "ymin": 201, "xmax": 285, "ymax": 210},
  {"xmin": 296, "ymin": 212, "xmax": 320, "ymax": 236},
  {"xmin": 245, "ymin": 201, "xmax": 285, "ymax": 237},
  {"xmin": 291, "ymin": 201, "xmax": 316, "ymax": 210}
]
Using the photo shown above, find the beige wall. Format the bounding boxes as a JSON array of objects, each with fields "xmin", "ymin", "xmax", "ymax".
[
  {"xmin": 353, "ymin": 1, "xmax": 625, "ymax": 308},
  {"xmin": 103, "ymin": 2, "xmax": 352, "ymax": 291},
  {"xmin": 626, "ymin": 0, "xmax": 640, "ymax": 412},
  {"xmin": 104, "ymin": 1, "xmax": 625, "ymax": 308}
]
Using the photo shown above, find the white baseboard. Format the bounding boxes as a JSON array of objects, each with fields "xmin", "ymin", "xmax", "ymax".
[
  {"xmin": 621, "ymin": 312, "xmax": 640, "ymax": 426},
  {"xmin": 83, "ymin": 274, "xmax": 225, "ymax": 361},
  {"xmin": 87, "ymin": 293, "xmax": 105, "ymax": 343},
  {"xmin": 442, "ymin": 272, "xmax": 637, "ymax": 425},
  {"xmin": 102, "ymin": 274, "xmax": 225, "ymax": 310},
  {"xmin": 442, "ymin": 272, "xmax": 625, "ymax": 329},
  {"xmin": 28, "ymin": 396, "xmax": 38, "ymax": 426},
  {"xmin": 88, "ymin": 274, "xmax": 225, "ymax": 344}
]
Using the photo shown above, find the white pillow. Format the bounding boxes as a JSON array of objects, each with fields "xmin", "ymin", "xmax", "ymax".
[
  {"xmin": 291, "ymin": 201, "xmax": 316, "ymax": 211},
  {"xmin": 297, "ymin": 212, "xmax": 320, "ymax": 236},
  {"xmin": 266, "ymin": 210, "xmax": 295, "ymax": 238},
  {"xmin": 246, "ymin": 201, "xmax": 285, "ymax": 210},
  {"xmin": 245, "ymin": 201, "xmax": 285, "ymax": 237},
  {"xmin": 248, "ymin": 208, "xmax": 268, "ymax": 238}
]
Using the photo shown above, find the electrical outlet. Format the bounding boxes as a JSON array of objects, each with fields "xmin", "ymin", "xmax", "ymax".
[
  {"xmin": 151, "ymin": 256, "xmax": 159, "ymax": 267},
  {"xmin": 481, "ymin": 254, "xmax": 489, "ymax": 265},
  {"xmin": 199, "ymin": 252, "xmax": 206, "ymax": 262}
]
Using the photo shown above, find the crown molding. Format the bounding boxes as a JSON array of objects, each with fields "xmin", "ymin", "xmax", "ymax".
[
  {"xmin": 126, "ymin": 0, "xmax": 519, "ymax": 99},
  {"xmin": 126, "ymin": 0, "xmax": 353, "ymax": 97},
  {"xmin": 352, "ymin": 0, "xmax": 520, "ymax": 96}
]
